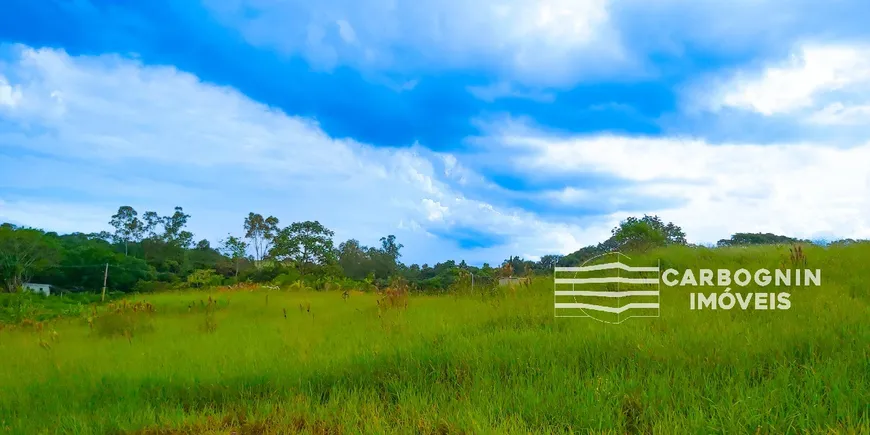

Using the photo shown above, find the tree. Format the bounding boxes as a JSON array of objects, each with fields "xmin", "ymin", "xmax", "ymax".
[
  {"xmin": 0, "ymin": 226, "xmax": 60, "ymax": 292},
  {"xmin": 244, "ymin": 213, "xmax": 279, "ymax": 265},
  {"xmin": 537, "ymin": 254, "xmax": 563, "ymax": 271},
  {"xmin": 141, "ymin": 211, "xmax": 163, "ymax": 240},
  {"xmin": 337, "ymin": 239, "xmax": 369, "ymax": 280},
  {"xmin": 380, "ymin": 235, "xmax": 404, "ymax": 261},
  {"xmin": 163, "ymin": 207, "xmax": 193, "ymax": 248},
  {"xmin": 195, "ymin": 239, "xmax": 211, "ymax": 251},
  {"xmin": 611, "ymin": 215, "xmax": 686, "ymax": 252},
  {"xmin": 109, "ymin": 206, "xmax": 142, "ymax": 256},
  {"xmin": 270, "ymin": 221, "xmax": 335, "ymax": 276},
  {"xmin": 717, "ymin": 233, "xmax": 804, "ymax": 247},
  {"xmin": 187, "ymin": 269, "xmax": 220, "ymax": 288},
  {"xmin": 220, "ymin": 235, "xmax": 248, "ymax": 277},
  {"xmin": 501, "ymin": 255, "xmax": 525, "ymax": 276}
]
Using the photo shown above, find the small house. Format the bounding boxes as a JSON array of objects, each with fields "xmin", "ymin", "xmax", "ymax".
[{"xmin": 23, "ymin": 283, "xmax": 52, "ymax": 295}]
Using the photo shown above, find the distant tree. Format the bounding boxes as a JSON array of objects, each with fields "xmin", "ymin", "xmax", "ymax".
[
  {"xmin": 375, "ymin": 234, "xmax": 404, "ymax": 278},
  {"xmin": 537, "ymin": 254, "xmax": 563, "ymax": 271},
  {"xmin": 270, "ymin": 221, "xmax": 335, "ymax": 276},
  {"xmin": 44, "ymin": 233, "xmax": 152, "ymax": 292},
  {"xmin": 717, "ymin": 232, "xmax": 802, "ymax": 247},
  {"xmin": 91, "ymin": 231, "xmax": 113, "ymax": 242},
  {"xmin": 0, "ymin": 226, "xmax": 60, "ymax": 292},
  {"xmin": 187, "ymin": 269, "xmax": 220, "ymax": 289},
  {"xmin": 244, "ymin": 213, "xmax": 279, "ymax": 265},
  {"xmin": 220, "ymin": 235, "xmax": 248, "ymax": 277},
  {"xmin": 612, "ymin": 215, "xmax": 686, "ymax": 252},
  {"xmin": 162, "ymin": 207, "xmax": 193, "ymax": 248},
  {"xmin": 380, "ymin": 235, "xmax": 404, "ymax": 261},
  {"xmin": 141, "ymin": 211, "xmax": 163, "ymax": 240},
  {"xmin": 480, "ymin": 262, "xmax": 493, "ymax": 276},
  {"xmin": 337, "ymin": 239, "xmax": 369, "ymax": 280},
  {"xmin": 195, "ymin": 239, "xmax": 211, "ymax": 251},
  {"xmin": 109, "ymin": 206, "xmax": 142, "ymax": 256},
  {"xmin": 500, "ymin": 256, "xmax": 525, "ymax": 276}
]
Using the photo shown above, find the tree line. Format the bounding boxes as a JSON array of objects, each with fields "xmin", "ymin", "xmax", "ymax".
[{"xmin": 1, "ymin": 206, "xmax": 857, "ymax": 294}]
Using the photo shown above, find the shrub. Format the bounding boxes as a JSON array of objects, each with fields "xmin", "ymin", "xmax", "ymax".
[
  {"xmin": 132, "ymin": 280, "xmax": 169, "ymax": 293},
  {"xmin": 273, "ymin": 270, "xmax": 302, "ymax": 287},
  {"xmin": 186, "ymin": 269, "xmax": 222, "ymax": 289}
]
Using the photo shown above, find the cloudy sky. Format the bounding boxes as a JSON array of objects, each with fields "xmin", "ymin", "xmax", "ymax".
[{"xmin": 2, "ymin": 0, "xmax": 870, "ymax": 265}]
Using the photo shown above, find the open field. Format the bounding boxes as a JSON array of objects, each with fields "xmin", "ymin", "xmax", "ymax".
[{"xmin": 1, "ymin": 245, "xmax": 868, "ymax": 434}]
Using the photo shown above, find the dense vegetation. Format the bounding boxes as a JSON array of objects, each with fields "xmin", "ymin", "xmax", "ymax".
[
  {"xmin": 1, "ymin": 207, "xmax": 868, "ymax": 433},
  {"xmin": 0, "ymin": 243, "xmax": 867, "ymax": 433},
  {"xmin": 0, "ymin": 207, "xmax": 647, "ymax": 295},
  {"xmin": 6, "ymin": 206, "xmax": 854, "ymax": 298}
]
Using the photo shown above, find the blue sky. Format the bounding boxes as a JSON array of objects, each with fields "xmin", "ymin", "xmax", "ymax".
[{"xmin": 2, "ymin": 0, "xmax": 870, "ymax": 265}]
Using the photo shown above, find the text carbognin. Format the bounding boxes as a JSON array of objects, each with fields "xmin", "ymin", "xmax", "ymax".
[{"xmin": 661, "ymin": 268, "xmax": 821, "ymax": 311}]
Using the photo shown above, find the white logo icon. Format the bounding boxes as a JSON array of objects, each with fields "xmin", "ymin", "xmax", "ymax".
[{"xmin": 554, "ymin": 252, "xmax": 660, "ymax": 323}]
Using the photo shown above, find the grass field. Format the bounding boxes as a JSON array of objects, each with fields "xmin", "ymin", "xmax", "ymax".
[{"xmin": 0, "ymin": 244, "xmax": 868, "ymax": 434}]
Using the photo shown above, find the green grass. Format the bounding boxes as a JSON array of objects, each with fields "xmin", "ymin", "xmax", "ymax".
[
  {"xmin": 0, "ymin": 244, "xmax": 868, "ymax": 434},
  {"xmin": 0, "ymin": 291, "xmax": 126, "ymax": 324}
]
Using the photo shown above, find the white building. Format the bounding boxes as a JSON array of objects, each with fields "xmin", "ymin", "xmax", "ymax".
[{"xmin": 23, "ymin": 283, "xmax": 51, "ymax": 295}]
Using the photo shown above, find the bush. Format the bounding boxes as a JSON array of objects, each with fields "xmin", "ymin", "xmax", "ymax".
[
  {"xmin": 241, "ymin": 263, "xmax": 285, "ymax": 283},
  {"xmin": 155, "ymin": 272, "xmax": 176, "ymax": 283},
  {"xmin": 273, "ymin": 270, "xmax": 302, "ymax": 287},
  {"xmin": 186, "ymin": 269, "xmax": 222, "ymax": 288},
  {"xmin": 132, "ymin": 280, "xmax": 169, "ymax": 293}
]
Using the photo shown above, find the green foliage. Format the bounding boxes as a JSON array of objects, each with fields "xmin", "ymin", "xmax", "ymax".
[
  {"xmin": 7, "ymin": 206, "xmax": 859, "ymax": 300},
  {"xmin": 270, "ymin": 220, "xmax": 336, "ymax": 275},
  {"xmin": 108, "ymin": 206, "xmax": 142, "ymax": 256},
  {"xmin": 186, "ymin": 269, "xmax": 221, "ymax": 289},
  {"xmin": 717, "ymin": 232, "xmax": 809, "ymax": 247},
  {"xmin": 0, "ymin": 224, "xmax": 61, "ymax": 293},
  {"xmin": 611, "ymin": 215, "xmax": 686, "ymax": 252},
  {"xmin": 0, "ymin": 291, "xmax": 105, "ymax": 323},
  {"xmin": 240, "ymin": 261, "xmax": 285, "ymax": 283},
  {"xmin": 244, "ymin": 212, "xmax": 279, "ymax": 264},
  {"xmin": 131, "ymin": 280, "xmax": 170, "ymax": 293},
  {"xmin": 162, "ymin": 206, "xmax": 194, "ymax": 248},
  {"xmin": 219, "ymin": 234, "xmax": 249, "ymax": 277},
  {"xmin": 557, "ymin": 215, "xmax": 687, "ymax": 266},
  {"xmin": 1, "ymin": 243, "xmax": 868, "ymax": 433},
  {"xmin": 272, "ymin": 270, "xmax": 302, "ymax": 287}
]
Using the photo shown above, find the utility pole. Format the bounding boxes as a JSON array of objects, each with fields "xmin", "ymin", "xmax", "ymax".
[{"xmin": 101, "ymin": 263, "xmax": 108, "ymax": 302}]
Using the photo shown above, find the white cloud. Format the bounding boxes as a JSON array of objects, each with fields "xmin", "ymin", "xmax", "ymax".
[
  {"xmin": 0, "ymin": 45, "xmax": 610, "ymax": 263},
  {"xmin": 695, "ymin": 43, "xmax": 870, "ymax": 117},
  {"xmin": 481, "ymin": 120, "xmax": 870, "ymax": 243},
  {"xmin": 421, "ymin": 198, "xmax": 448, "ymax": 222},
  {"xmin": 203, "ymin": 0, "xmax": 626, "ymax": 87},
  {"xmin": 0, "ymin": 76, "xmax": 23, "ymax": 107},
  {"xmin": 807, "ymin": 102, "xmax": 870, "ymax": 125}
]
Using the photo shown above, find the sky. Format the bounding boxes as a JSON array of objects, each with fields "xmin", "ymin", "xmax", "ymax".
[{"xmin": 1, "ymin": 0, "xmax": 870, "ymax": 265}]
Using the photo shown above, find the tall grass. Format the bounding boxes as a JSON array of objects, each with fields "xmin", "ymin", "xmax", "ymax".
[{"xmin": 0, "ymin": 244, "xmax": 867, "ymax": 434}]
